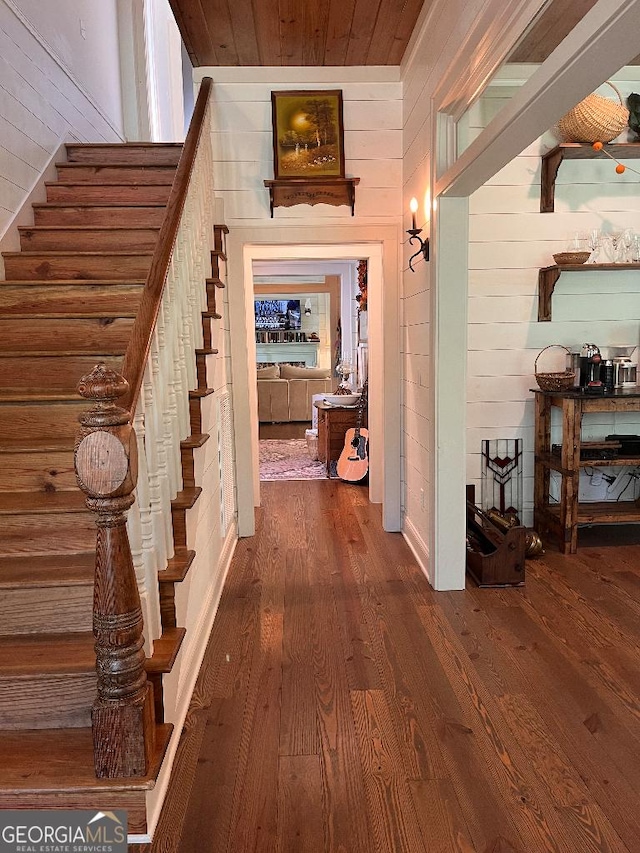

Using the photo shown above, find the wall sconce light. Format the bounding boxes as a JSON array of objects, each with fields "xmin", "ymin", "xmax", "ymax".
[
  {"xmin": 407, "ymin": 197, "xmax": 429, "ymax": 271},
  {"xmin": 304, "ymin": 298, "xmax": 312, "ymax": 315}
]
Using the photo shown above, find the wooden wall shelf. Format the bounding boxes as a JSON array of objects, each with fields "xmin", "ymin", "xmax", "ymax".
[
  {"xmin": 264, "ymin": 177, "xmax": 360, "ymax": 217},
  {"xmin": 538, "ymin": 262, "xmax": 640, "ymax": 321},
  {"xmin": 541, "ymin": 142, "xmax": 640, "ymax": 213}
]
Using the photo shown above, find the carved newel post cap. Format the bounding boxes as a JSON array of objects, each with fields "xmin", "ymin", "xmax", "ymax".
[
  {"xmin": 77, "ymin": 362, "xmax": 129, "ymax": 415},
  {"xmin": 75, "ymin": 363, "xmax": 137, "ymax": 502}
]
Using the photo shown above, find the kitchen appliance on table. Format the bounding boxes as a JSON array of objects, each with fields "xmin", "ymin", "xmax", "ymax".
[
  {"xmin": 579, "ymin": 343, "xmax": 603, "ymax": 393},
  {"xmin": 608, "ymin": 345, "xmax": 638, "ymax": 389}
]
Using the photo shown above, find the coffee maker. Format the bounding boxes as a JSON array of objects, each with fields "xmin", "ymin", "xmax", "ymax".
[
  {"xmin": 608, "ymin": 346, "xmax": 638, "ymax": 389},
  {"xmin": 579, "ymin": 343, "xmax": 603, "ymax": 392}
]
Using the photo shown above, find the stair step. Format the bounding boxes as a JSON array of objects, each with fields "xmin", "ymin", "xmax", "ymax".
[
  {"xmin": 0, "ymin": 447, "xmax": 77, "ymax": 493},
  {"xmin": 171, "ymin": 487, "xmax": 202, "ymax": 512},
  {"xmin": 0, "ymin": 389, "xmax": 85, "ymax": 402},
  {"xmin": 0, "ymin": 490, "xmax": 87, "ymax": 515},
  {"xmin": 0, "ymin": 554, "xmax": 94, "ymax": 635},
  {"xmin": 0, "ymin": 400, "xmax": 90, "ymax": 450},
  {"xmin": 2, "ymin": 250, "xmax": 153, "ymax": 281},
  {"xmin": 146, "ymin": 628, "xmax": 186, "ymax": 674},
  {"xmin": 0, "ymin": 552, "xmax": 95, "ymax": 586},
  {"xmin": 66, "ymin": 142, "xmax": 182, "ymax": 165},
  {"xmin": 0, "ymin": 354, "xmax": 122, "ymax": 395},
  {"xmin": 0, "ymin": 723, "xmax": 172, "ymax": 831},
  {"xmin": 162, "ymin": 549, "xmax": 196, "ymax": 583},
  {"xmin": 0, "ymin": 283, "xmax": 144, "ymax": 316},
  {"xmin": 18, "ymin": 226, "xmax": 160, "ymax": 252},
  {"xmin": 46, "ymin": 182, "xmax": 173, "ymax": 204},
  {"xmin": 0, "ymin": 317, "xmax": 133, "ymax": 354},
  {"xmin": 0, "ymin": 631, "xmax": 96, "ymax": 729},
  {"xmin": 181, "ymin": 434, "xmax": 209, "ymax": 450},
  {"xmin": 33, "ymin": 203, "xmax": 168, "ymax": 227},
  {"xmin": 56, "ymin": 163, "xmax": 177, "ymax": 185}
]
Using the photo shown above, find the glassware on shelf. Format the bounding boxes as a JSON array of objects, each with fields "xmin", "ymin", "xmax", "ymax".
[
  {"xmin": 622, "ymin": 228, "xmax": 634, "ymax": 263},
  {"xmin": 587, "ymin": 228, "xmax": 601, "ymax": 263},
  {"xmin": 608, "ymin": 230, "xmax": 623, "ymax": 263}
]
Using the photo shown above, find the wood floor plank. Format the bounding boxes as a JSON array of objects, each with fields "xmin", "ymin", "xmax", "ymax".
[
  {"xmin": 276, "ymin": 755, "xmax": 324, "ymax": 853},
  {"xmin": 310, "ymin": 580, "xmax": 374, "ymax": 852},
  {"xmin": 409, "ymin": 779, "xmax": 476, "ymax": 853},
  {"xmin": 279, "ymin": 548, "xmax": 320, "ymax": 756},
  {"xmin": 350, "ymin": 689, "xmax": 426, "ymax": 852}
]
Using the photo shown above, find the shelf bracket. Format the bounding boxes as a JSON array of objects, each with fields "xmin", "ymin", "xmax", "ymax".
[
  {"xmin": 538, "ymin": 266, "xmax": 561, "ymax": 321},
  {"xmin": 540, "ymin": 148, "xmax": 564, "ymax": 213}
]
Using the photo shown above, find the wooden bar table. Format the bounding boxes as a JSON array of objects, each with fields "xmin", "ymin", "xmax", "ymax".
[
  {"xmin": 533, "ymin": 388, "xmax": 640, "ymax": 553},
  {"xmin": 314, "ymin": 401, "xmax": 367, "ymax": 477}
]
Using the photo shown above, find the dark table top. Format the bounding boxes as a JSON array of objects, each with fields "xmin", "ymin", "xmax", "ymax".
[{"xmin": 531, "ymin": 387, "xmax": 640, "ymax": 399}]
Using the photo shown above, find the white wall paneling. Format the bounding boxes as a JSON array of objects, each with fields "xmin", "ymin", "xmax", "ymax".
[
  {"xmin": 195, "ymin": 69, "xmax": 402, "ymax": 228},
  {"xmin": 0, "ymin": 0, "xmax": 125, "ymax": 239},
  {"xmin": 467, "ymin": 71, "xmax": 640, "ymax": 523}
]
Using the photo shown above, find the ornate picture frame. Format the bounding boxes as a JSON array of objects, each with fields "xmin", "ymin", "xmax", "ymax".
[{"xmin": 271, "ymin": 90, "xmax": 345, "ymax": 179}]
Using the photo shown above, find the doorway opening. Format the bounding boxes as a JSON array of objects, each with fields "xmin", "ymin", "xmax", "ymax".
[
  {"xmin": 251, "ymin": 259, "xmax": 360, "ymax": 483},
  {"xmin": 226, "ymin": 234, "xmax": 401, "ymax": 537}
]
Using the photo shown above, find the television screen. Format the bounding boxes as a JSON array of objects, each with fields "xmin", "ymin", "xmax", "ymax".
[{"xmin": 254, "ymin": 299, "xmax": 301, "ymax": 330}]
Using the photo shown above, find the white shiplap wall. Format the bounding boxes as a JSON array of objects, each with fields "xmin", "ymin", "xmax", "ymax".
[
  {"xmin": 0, "ymin": 0, "xmax": 125, "ymax": 240},
  {"xmin": 468, "ymin": 72, "xmax": 640, "ymax": 522},
  {"xmin": 400, "ymin": 0, "xmax": 495, "ymax": 579},
  {"xmin": 193, "ymin": 67, "xmax": 402, "ymax": 226}
]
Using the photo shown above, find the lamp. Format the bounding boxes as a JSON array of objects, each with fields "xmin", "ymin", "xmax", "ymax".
[
  {"xmin": 304, "ymin": 298, "xmax": 312, "ymax": 315},
  {"xmin": 407, "ymin": 197, "xmax": 429, "ymax": 271}
]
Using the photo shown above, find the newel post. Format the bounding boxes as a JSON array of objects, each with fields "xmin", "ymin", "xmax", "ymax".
[{"xmin": 74, "ymin": 364, "xmax": 155, "ymax": 778}]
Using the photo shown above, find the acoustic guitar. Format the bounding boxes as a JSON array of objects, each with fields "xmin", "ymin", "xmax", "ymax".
[{"xmin": 337, "ymin": 381, "xmax": 369, "ymax": 483}]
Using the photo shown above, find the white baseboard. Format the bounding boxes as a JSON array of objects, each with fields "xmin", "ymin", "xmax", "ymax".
[
  {"xmin": 402, "ymin": 516, "xmax": 431, "ymax": 586},
  {"xmin": 142, "ymin": 519, "xmax": 239, "ymax": 840}
]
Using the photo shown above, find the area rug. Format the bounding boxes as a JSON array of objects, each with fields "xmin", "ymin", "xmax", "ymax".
[{"xmin": 259, "ymin": 439, "xmax": 327, "ymax": 481}]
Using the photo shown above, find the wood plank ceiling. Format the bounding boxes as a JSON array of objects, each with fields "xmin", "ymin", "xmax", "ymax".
[
  {"xmin": 168, "ymin": 0, "xmax": 428, "ymax": 66},
  {"xmin": 169, "ymin": 0, "xmax": 638, "ymax": 69}
]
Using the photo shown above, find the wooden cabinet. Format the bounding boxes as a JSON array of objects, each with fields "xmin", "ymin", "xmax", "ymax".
[
  {"xmin": 315, "ymin": 402, "xmax": 367, "ymax": 477},
  {"xmin": 533, "ymin": 388, "xmax": 640, "ymax": 553}
]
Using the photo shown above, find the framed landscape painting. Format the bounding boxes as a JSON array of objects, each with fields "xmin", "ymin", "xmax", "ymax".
[{"xmin": 271, "ymin": 90, "xmax": 345, "ymax": 179}]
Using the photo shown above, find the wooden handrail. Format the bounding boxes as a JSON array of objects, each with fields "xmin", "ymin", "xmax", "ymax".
[{"xmin": 120, "ymin": 76, "xmax": 213, "ymax": 414}]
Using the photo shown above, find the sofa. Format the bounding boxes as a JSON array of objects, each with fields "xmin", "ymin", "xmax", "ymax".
[{"xmin": 257, "ymin": 363, "xmax": 333, "ymax": 422}]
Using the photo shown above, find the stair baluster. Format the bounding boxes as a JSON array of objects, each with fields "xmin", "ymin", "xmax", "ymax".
[{"xmin": 130, "ymin": 404, "xmax": 162, "ymax": 654}]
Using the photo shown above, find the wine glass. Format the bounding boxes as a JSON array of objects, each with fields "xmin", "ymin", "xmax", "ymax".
[
  {"xmin": 622, "ymin": 228, "xmax": 634, "ymax": 263},
  {"xmin": 587, "ymin": 228, "xmax": 601, "ymax": 263},
  {"xmin": 609, "ymin": 230, "xmax": 623, "ymax": 263}
]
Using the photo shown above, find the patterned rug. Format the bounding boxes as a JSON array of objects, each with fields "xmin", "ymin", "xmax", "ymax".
[{"xmin": 259, "ymin": 439, "xmax": 327, "ymax": 481}]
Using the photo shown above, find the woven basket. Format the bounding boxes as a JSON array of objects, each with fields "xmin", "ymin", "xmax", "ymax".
[
  {"xmin": 556, "ymin": 82, "xmax": 629, "ymax": 143},
  {"xmin": 535, "ymin": 345, "xmax": 576, "ymax": 392}
]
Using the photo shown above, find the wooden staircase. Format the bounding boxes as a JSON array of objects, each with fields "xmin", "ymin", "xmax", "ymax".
[{"xmin": 0, "ymin": 132, "xmax": 225, "ymax": 834}]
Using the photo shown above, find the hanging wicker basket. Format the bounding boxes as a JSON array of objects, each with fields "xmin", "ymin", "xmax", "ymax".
[
  {"xmin": 534, "ymin": 345, "xmax": 576, "ymax": 392},
  {"xmin": 556, "ymin": 82, "xmax": 629, "ymax": 144}
]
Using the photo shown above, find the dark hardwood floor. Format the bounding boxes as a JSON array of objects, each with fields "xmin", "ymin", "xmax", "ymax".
[{"xmin": 142, "ymin": 480, "xmax": 640, "ymax": 852}]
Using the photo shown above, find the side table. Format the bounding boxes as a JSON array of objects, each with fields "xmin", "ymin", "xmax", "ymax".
[
  {"xmin": 314, "ymin": 402, "xmax": 367, "ymax": 477},
  {"xmin": 533, "ymin": 388, "xmax": 640, "ymax": 553}
]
